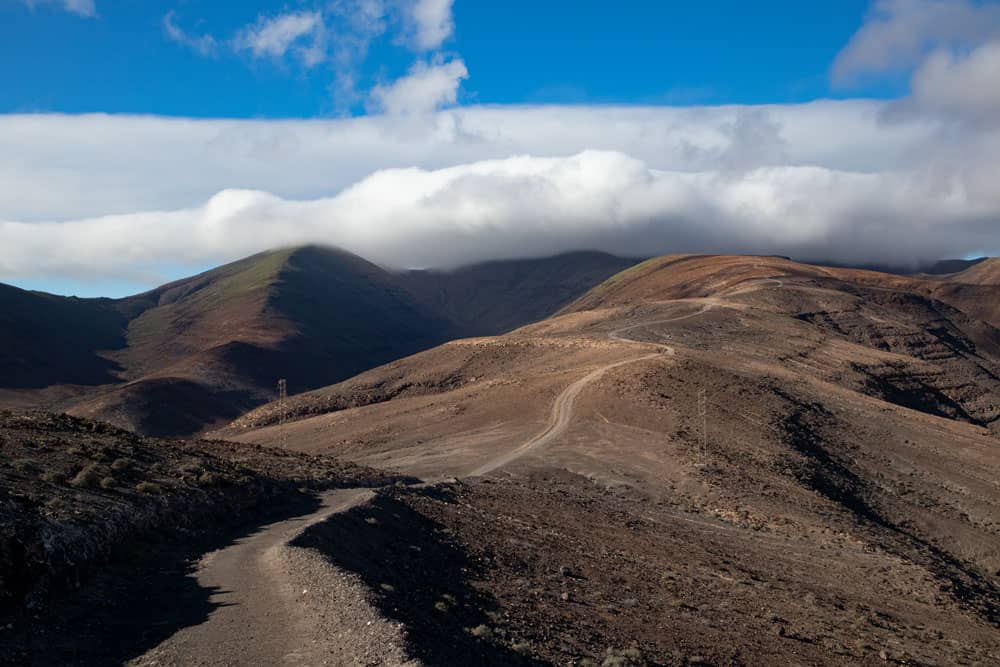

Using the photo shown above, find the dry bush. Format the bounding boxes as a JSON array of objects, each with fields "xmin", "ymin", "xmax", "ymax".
[
  {"xmin": 11, "ymin": 459, "xmax": 40, "ymax": 476},
  {"xmin": 135, "ymin": 481, "xmax": 162, "ymax": 494},
  {"xmin": 40, "ymin": 469, "xmax": 66, "ymax": 484},
  {"xmin": 69, "ymin": 463, "xmax": 102, "ymax": 489}
]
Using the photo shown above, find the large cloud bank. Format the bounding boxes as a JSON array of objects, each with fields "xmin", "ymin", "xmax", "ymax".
[{"xmin": 1, "ymin": 100, "xmax": 998, "ymax": 283}]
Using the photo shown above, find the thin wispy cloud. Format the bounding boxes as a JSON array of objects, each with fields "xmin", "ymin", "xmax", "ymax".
[
  {"xmin": 159, "ymin": 1, "xmax": 464, "ymax": 110},
  {"xmin": 232, "ymin": 10, "xmax": 327, "ymax": 66},
  {"xmin": 163, "ymin": 11, "xmax": 218, "ymax": 57},
  {"xmin": 327, "ymin": 0, "xmax": 389, "ymax": 108},
  {"xmin": 408, "ymin": 0, "xmax": 455, "ymax": 50},
  {"xmin": 19, "ymin": 0, "xmax": 95, "ymax": 18}
]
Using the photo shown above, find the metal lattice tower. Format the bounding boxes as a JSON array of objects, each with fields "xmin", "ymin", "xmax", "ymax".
[
  {"xmin": 698, "ymin": 388, "xmax": 707, "ymax": 452},
  {"xmin": 277, "ymin": 378, "xmax": 287, "ymax": 448}
]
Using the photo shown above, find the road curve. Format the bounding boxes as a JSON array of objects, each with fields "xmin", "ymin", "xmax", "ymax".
[
  {"xmin": 130, "ymin": 488, "xmax": 415, "ymax": 667},
  {"xmin": 469, "ymin": 303, "xmax": 714, "ymax": 477},
  {"xmin": 468, "ymin": 352, "xmax": 663, "ymax": 477}
]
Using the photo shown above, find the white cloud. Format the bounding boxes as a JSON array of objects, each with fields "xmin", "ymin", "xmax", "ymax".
[
  {"xmin": 907, "ymin": 40, "xmax": 1000, "ymax": 122},
  {"xmin": 327, "ymin": 0, "xmax": 389, "ymax": 108},
  {"xmin": 0, "ymin": 102, "xmax": 998, "ymax": 285},
  {"xmin": 163, "ymin": 11, "xmax": 217, "ymax": 57},
  {"xmin": 834, "ymin": 1, "xmax": 1000, "ymax": 125},
  {"xmin": 369, "ymin": 58, "xmax": 468, "ymax": 114},
  {"xmin": 19, "ymin": 0, "xmax": 96, "ymax": 17},
  {"xmin": 1, "ymin": 149, "xmax": 998, "ymax": 284},
  {"xmin": 233, "ymin": 10, "xmax": 327, "ymax": 66},
  {"xmin": 0, "ymin": 102, "xmax": 947, "ymax": 223},
  {"xmin": 409, "ymin": 0, "xmax": 455, "ymax": 50},
  {"xmin": 832, "ymin": 0, "xmax": 1000, "ymax": 84}
]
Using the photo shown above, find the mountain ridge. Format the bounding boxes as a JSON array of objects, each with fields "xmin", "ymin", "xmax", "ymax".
[{"xmin": 0, "ymin": 245, "xmax": 639, "ymax": 436}]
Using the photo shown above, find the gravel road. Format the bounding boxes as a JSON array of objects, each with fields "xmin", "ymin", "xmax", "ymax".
[{"xmin": 130, "ymin": 488, "xmax": 418, "ymax": 666}]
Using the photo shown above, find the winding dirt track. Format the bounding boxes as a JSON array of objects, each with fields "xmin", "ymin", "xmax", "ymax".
[
  {"xmin": 468, "ymin": 352, "xmax": 664, "ymax": 477},
  {"xmin": 469, "ymin": 303, "xmax": 715, "ymax": 477},
  {"xmin": 130, "ymin": 488, "xmax": 414, "ymax": 667}
]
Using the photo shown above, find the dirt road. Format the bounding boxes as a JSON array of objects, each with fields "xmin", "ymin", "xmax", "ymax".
[
  {"xmin": 469, "ymin": 303, "xmax": 716, "ymax": 477},
  {"xmin": 130, "ymin": 488, "xmax": 415, "ymax": 667},
  {"xmin": 468, "ymin": 352, "xmax": 664, "ymax": 476}
]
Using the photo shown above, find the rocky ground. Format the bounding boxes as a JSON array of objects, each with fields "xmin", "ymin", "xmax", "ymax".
[
  {"xmin": 227, "ymin": 255, "xmax": 1000, "ymax": 665},
  {"xmin": 0, "ymin": 410, "xmax": 397, "ymax": 665},
  {"xmin": 317, "ymin": 474, "xmax": 1000, "ymax": 666}
]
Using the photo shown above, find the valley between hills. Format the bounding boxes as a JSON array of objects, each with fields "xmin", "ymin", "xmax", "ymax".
[{"xmin": 3, "ymin": 250, "xmax": 1000, "ymax": 665}]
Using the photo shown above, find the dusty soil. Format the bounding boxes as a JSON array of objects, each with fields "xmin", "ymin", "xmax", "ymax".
[
  {"xmin": 358, "ymin": 473, "xmax": 1000, "ymax": 666},
  {"xmin": 228, "ymin": 254, "xmax": 1000, "ymax": 664}
]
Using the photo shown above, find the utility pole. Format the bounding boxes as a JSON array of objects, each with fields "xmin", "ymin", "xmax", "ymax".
[
  {"xmin": 277, "ymin": 378, "xmax": 287, "ymax": 449},
  {"xmin": 698, "ymin": 388, "xmax": 707, "ymax": 453}
]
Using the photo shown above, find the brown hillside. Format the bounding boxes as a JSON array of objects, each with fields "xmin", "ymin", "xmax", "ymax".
[
  {"xmin": 225, "ymin": 253, "xmax": 1000, "ymax": 665},
  {"xmin": 0, "ymin": 247, "xmax": 636, "ymax": 436},
  {"xmin": 948, "ymin": 257, "xmax": 1000, "ymax": 285}
]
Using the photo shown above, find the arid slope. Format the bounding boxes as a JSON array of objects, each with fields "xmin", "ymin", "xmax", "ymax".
[
  {"xmin": 225, "ymin": 254, "xmax": 1000, "ymax": 665},
  {"xmin": 0, "ymin": 247, "xmax": 636, "ymax": 437}
]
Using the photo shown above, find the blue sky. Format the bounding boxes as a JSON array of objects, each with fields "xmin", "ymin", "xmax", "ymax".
[
  {"xmin": 2, "ymin": 1, "xmax": 879, "ymax": 117},
  {"xmin": 1, "ymin": 0, "xmax": 998, "ymax": 297}
]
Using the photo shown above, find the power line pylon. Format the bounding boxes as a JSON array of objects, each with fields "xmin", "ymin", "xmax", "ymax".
[
  {"xmin": 277, "ymin": 378, "xmax": 287, "ymax": 449},
  {"xmin": 698, "ymin": 388, "xmax": 707, "ymax": 454}
]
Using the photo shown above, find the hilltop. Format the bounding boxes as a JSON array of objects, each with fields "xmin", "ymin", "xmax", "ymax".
[{"xmin": 947, "ymin": 257, "xmax": 1000, "ymax": 285}]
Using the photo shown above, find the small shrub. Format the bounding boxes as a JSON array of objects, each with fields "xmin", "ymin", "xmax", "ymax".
[
  {"xmin": 433, "ymin": 601, "xmax": 449, "ymax": 612},
  {"xmin": 12, "ymin": 459, "xmax": 40, "ymax": 475},
  {"xmin": 467, "ymin": 624, "xmax": 493, "ymax": 640},
  {"xmin": 196, "ymin": 471, "xmax": 220, "ymax": 487},
  {"xmin": 135, "ymin": 481, "xmax": 163, "ymax": 494},
  {"xmin": 379, "ymin": 583, "xmax": 395, "ymax": 593},
  {"xmin": 364, "ymin": 516, "xmax": 379, "ymax": 525},
  {"xmin": 100, "ymin": 476, "xmax": 116, "ymax": 490},
  {"xmin": 110, "ymin": 458, "xmax": 132, "ymax": 472},
  {"xmin": 622, "ymin": 646, "xmax": 643, "ymax": 661},
  {"xmin": 179, "ymin": 460, "xmax": 204, "ymax": 476},
  {"xmin": 40, "ymin": 469, "xmax": 66, "ymax": 484},
  {"xmin": 69, "ymin": 463, "xmax": 102, "ymax": 489},
  {"xmin": 44, "ymin": 497, "xmax": 65, "ymax": 511},
  {"xmin": 511, "ymin": 641, "xmax": 532, "ymax": 656}
]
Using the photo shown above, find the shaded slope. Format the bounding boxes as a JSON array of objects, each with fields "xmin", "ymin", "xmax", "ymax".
[
  {"xmin": 67, "ymin": 246, "xmax": 454, "ymax": 436},
  {"xmin": 403, "ymin": 251, "xmax": 639, "ymax": 336},
  {"xmin": 0, "ymin": 411, "xmax": 394, "ymax": 665},
  {"xmin": 919, "ymin": 257, "xmax": 989, "ymax": 276},
  {"xmin": 0, "ymin": 284, "xmax": 128, "ymax": 389}
]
